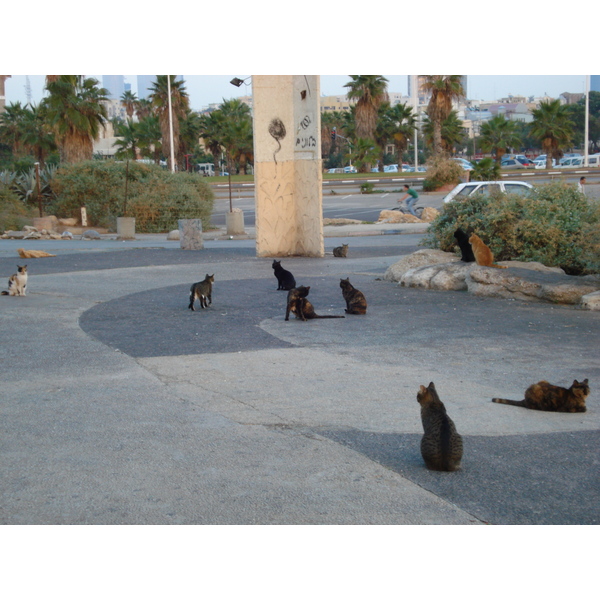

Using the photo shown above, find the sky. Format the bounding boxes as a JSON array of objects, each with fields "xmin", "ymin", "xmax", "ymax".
[{"xmin": 3, "ymin": 74, "xmax": 592, "ymax": 112}]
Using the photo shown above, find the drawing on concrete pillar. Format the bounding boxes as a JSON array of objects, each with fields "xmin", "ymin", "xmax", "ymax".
[{"xmin": 268, "ymin": 118, "xmax": 286, "ymax": 164}]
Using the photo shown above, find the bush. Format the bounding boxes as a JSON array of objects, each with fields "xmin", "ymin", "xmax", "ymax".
[
  {"xmin": 360, "ymin": 182, "xmax": 375, "ymax": 194},
  {"xmin": 0, "ymin": 184, "xmax": 35, "ymax": 232},
  {"xmin": 421, "ymin": 182, "xmax": 600, "ymax": 275},
  {"xmin": 49, "ymin": 160, "xmax": 214, "ymax": 232},
  {"xmin": 422, "ymin": 156, "xmax": 464, "ymax": 191}
]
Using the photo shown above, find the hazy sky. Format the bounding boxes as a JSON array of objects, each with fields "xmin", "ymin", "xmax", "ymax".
[{"xmin": 3, "ymin": 74, "xmax": 591, "ymax": 112}]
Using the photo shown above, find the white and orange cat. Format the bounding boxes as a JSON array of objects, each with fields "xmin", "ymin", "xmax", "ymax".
[
  {"xmin": 468, "ymin": 233, "xmax": 507, "ymax": 269},
  {"xmin": 2, "ymin": 265, "xmax": 28, "ymax": 296}
]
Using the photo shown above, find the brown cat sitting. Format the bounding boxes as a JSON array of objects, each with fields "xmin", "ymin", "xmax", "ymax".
[
  {"xmin": 492, "ymin": 379, "xmax": 589, "ymax": 413},
  {"xmin": 339, "ymin": 278, "xmax": 367, "ymax": 315},
  {"xmin": 285, "ymin": 286, "xmax": 345, "ymax": 321},
  {"xmin": 417, "ymin": 382, "xmax": 463, "ymax": 472},
  {"xmin": 468, "ymin": 233, "xmax": 507, "ymax": 269}
]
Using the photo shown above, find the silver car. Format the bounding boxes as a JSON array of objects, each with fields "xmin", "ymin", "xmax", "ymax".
[{"xmin": 443, "ymin": 180, "xmax": 534, "ymax": 203}]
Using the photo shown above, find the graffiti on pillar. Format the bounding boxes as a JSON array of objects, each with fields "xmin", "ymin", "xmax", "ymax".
[
  {"xmin": 295, "ymin": 113, "xmax": 317, "ymax": 153},
  {"xmin": 268, "ymin": 118, "xmax": 286, "ymax": 164}
]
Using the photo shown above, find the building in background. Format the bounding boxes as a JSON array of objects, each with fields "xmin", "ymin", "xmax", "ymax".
[
  {"xmin": 102, "ymin": 75, "xmax": 125, "ymax": 100},
  {"xmin": 137, "ymin": 75, "xmax": 154, "ymax": 100},
  {"xmin": 0, "ymin": 75, "xmax": 10, "ymax": 113},
  {"xmin": 590, "ymin": 76, "xmax": 600, "ymax": 92}
]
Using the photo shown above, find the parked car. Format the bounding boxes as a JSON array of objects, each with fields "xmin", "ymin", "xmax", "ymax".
[
  {"xmin": 557, "ymin": 156, "xmax": 584, "ymax": 168},
  {"xmin": 343, "ymin": 165, "xmax": 357, "ymax": 174},
  {"xmin": 443, "ymin": 180, "xmax": 534, "ymax": 203},
  {"xmin": 384, "ymin": 164, "xmax": 399, "ymax": 173},
  {"xmin": 516, "ymin": 157, "xmax": 536, "ymax": 167},
  {"xmin": 501, "ymin": 158, "xmax": 527, "ymax": 169},
  {"xmin": 452, "ymin": 157, "xmax": 474, "ymax": 171},
  {"xmin": 587, "ymin": 154, "xmax": 600, "ymax": 167},
  {"xmin": 533, "ymin": 155, "xmax": 557, "ymax": 169}
]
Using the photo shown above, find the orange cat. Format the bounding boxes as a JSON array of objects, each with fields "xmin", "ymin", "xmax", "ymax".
[{"xmin": 468, "ymin": 233, "xmax": 507, "ymax": 269}]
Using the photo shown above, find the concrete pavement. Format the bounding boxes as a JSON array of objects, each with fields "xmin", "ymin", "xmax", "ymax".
[{"xmin": 1, "ymin": 226, "xmax": 598, "ymax": 524}]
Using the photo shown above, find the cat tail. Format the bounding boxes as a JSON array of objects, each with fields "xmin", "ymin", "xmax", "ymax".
[
  {"xmin": 1, "ymin": 291, "xmax": 8, "ymax": 295},
  {"xmin": 492, "ymin": 397, "xmax": 526, "ymax": 406},
  {"xmin": 489, "ymin": 264, "xmax": 508, "ymax": 269},
  {"xmin": 315, "ymin": 315, "xmax": 345, "ymax": 319}
]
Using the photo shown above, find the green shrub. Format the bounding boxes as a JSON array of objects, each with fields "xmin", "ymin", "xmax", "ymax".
[
  {"xmin": 422, "ymin": 156, "xmax": 464, "ymax": 191},
  {"xmin": 49, "ymin": 160, "xmax": 214, "ymax": 232},
  {"xmin": 360, "ymin": 182, "xmax": 375, "ymax": 194},
  {"xmin": 0, "ymin": 184, "xmax": 35, "ymax": 232},
  {"xmin": 421, "ymin": 182, "xmax": 600, "ymax": 275}
]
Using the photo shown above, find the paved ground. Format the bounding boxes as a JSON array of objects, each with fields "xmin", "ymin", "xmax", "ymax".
[{"xmin": 1, "ymin": 226, "xmax": 599, "ymax": 525}]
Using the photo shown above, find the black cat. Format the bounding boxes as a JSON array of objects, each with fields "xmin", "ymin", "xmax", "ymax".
[
  {"xmin": 454, "ymin": 228, "xmax": 476, "ymax": 262},
  {"xmin": 272, "ymin": 260, "xmax": 296, "ymax": 291}
]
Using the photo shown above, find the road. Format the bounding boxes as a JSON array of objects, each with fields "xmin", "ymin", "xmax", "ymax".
[{"xmin": 209, "ymin": 171, "xmax": 600, "ymax": 228}]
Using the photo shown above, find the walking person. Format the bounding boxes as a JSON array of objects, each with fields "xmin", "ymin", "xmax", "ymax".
[
  {"xmin": 577, "ymin": 176, "xmax": 586, "ymax": 195},
  {"xmin": 399, "ymin": 184, "xmax": 419, "ymax": 217}
]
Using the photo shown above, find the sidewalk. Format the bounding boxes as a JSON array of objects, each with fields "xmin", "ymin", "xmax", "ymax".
[{"xmin": 1, "ymin": 229, "xmax": 598, "ymax": 524}]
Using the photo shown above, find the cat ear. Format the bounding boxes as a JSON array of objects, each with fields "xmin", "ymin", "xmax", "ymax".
[
  {"xmin": 419, "ymin": 385, "xmax": 427, "ymax": 393},
  {"xmin": 428, "ymin": 382, "xmax": 436, "ymax": 390}
]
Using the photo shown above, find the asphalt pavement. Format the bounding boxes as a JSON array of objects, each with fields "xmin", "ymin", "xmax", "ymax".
[{"xmin": 1, "ymin": 224, "xmax": 599, "ymax": 525}]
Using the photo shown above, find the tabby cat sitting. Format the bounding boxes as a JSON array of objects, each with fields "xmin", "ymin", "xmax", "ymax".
[
  {"xmin": 333, "ymin": 243, "xmax": 349, "ymax": 258},
  {"xmin": 492, "ymin": 379, "xmax": 589, "ymax": 413},
  {"xmin": 417, "ymin": 382, "xmax": 463, "ymax": 472}
]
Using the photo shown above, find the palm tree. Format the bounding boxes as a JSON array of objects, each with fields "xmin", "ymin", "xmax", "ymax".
[
  {"xmin": 120, "ymin": 90, "xmax": 138, "ymax": 119},
  {"xmin": 479, "ymin": 115, "xmax": 522, "ymax": 165},
  {"xmin": 344, "ymin": 75, "xmax": 389, "ymax": 169},
  {"xmin": 422, "ymin": 110, "xmax": 465, "ymax": 154},
  {"xmin": 0, "ymin": 101, "xmax": 28, "ymax": 157},
  {"xmin": 19, "ymin": 103, "xmax": 57, "ymax": 166},
  {"xmin": 149, "ymin": 76, "xmax": 190, "ymax": 170},
  {"xmin": 199, "ymin": 110, "xmax": 225, "ymax": 174},
  {"xmin": 421, "ymin": 76, "xmax": 465, "ymax": 157},
  {"xmin": 387, "ymin": 102, "xmax": 416, "ymax": 165},
  {"xmin": 136, "ymin": 114, "xmax": 162, "ymax": 163},
  {"xmin": 347, "ymin": 137, "xmax": 380, "ymax": 173},
  {"xmin": 43, "ymin": 75, "xmax": 109, "ymax": 164},
  {"xmin": 113, "ymin": 119, "xmax": 141, "ymax": 160},
  {"xmin": 529, "ymin": 99, "xmax": 575, "ymax": 169},
  {"xmin": 134, "ymin": 98, "xmax": 153, "ymax": 120}
]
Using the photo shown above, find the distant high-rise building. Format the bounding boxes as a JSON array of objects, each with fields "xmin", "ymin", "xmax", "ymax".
[
  {"xmin": 103, "ymin": 75, "xmax": 125, "ymax": 100},
  {"xmin": 137, "ymin": 75, "xmax": 155, "ymax": 100},
  {"xmin": 591, "ymin": 76, "xmax": 600, "ymax": 92},
  {"xmin": 408, "ymin": 75, "xmax": 468, "ymax": 104}
]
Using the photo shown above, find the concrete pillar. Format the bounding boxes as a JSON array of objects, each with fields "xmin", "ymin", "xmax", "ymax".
[
  {"xmin": 252, "ymin": 75, "xmax": 324, "ymax": 257},
  {"xmin": 117, "ymin": 217, "xmax": 136, "ymax": 240},
  {"xmin": 178, "ymin": 219, "xmax": 204, "ymax": 250}
]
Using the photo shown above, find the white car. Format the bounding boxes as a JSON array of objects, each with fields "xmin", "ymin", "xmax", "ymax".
[
  {"xmin": 343, "ymin": 165, "xmax": 357, "ymax": 174},
  {"xmin": 452, "ymin": 157, "xmax": 474, "ymax": 171},
  {"xmin": 443, "ymin": 180, "xmax": 534, "ymax": 203},
  {"xmin": 384, "ymin": 164, "xmax": 399, "ymax": 173},
  {"xmin": 557, "ymin": 156, "xmax": 584, "ymax": 168},
  {"xmin": 533, "ymin": 155, "xmax": 557, "ymax": 169}
]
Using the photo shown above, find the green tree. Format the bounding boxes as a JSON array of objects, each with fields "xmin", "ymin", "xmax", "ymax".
[
  {"xmin": 347, "ymin": 137, "xmax": 379, "ymax": 173},
  {"xmin": 113, "ymin": 119, "xmax": 141, "ymax": 160},
  {"xmin": 0, "ymin": 102, "xmax": 28, "ymax": 157},
  {"xmin": 568, "ymin": 91, "xmax": 600, "ymax": 153},
  {"xmin": 422, "ymin": 110, "xmax": 465, "ymax": 154},
  {"xmin": 199, "ymin": 110, "xmax": 226, "ymax": 174},
  {"xmin": 479, "ymin": 115, "xmax": 522, "ymax": 164},
  {"xmin": 344, "ymin": 75, "xmax": 389, "ymax": 171},
  {"xmin": 149, "ymin": 75, "xmax": 190, "ymax": 171},
  {"xmin": 530, "ymin": 99, "xmax": 575, "ymax": 168},
  {"xmin": 387, "ymin": 102, "xmax": 416, "ymax": 166},
  {"xmin": 421, "ymin": 76, "xmax": 465, "ymax": 157},
  {"xmin": 43, "ymin": 75, "xmax": 109, "ymax": 164},
  {"xmin": 120, "ymin": 90, "xmax": 138, "ymax": 119},
  {"xmin": 134, "ymin": 114, "xmax": 162, "ymax": 164},
  {"xmin": 470, "ymin": 157, "xmax": 501, "ymax": 181}
]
